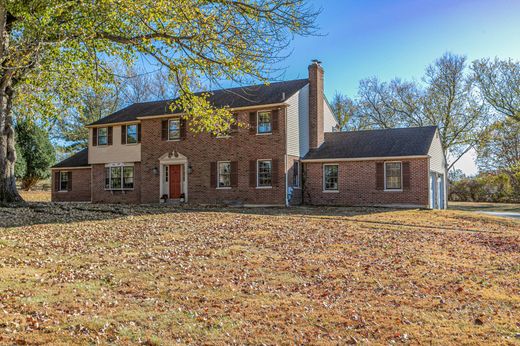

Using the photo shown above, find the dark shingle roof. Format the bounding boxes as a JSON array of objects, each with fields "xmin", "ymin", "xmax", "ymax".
[
  {"xmin": 90, "ymin": 79, "xmax": 309, "ymax": 126},
  {"xmin": 304, "ymin": 126, "xmax": 438, "ymax": 160},
  {"xmin": 52, "ymin": 148, "xmax": 90, "ymax": 168}
]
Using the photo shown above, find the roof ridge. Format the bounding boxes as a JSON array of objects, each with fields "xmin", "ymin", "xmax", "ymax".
[
  {"xmin": 329, "ymin": 125, "xmax": 438, "ymax": 135},
  {"xmin": 129, "ymin": 78, "xmax": 310, "ymax": 106}
]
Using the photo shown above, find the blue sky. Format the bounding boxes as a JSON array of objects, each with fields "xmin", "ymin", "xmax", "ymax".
[{"xmin": 274, "ymin": 0, "xmax": 520, "ymax": 175}]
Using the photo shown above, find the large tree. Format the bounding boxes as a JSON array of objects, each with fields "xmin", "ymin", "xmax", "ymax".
[
  {"xmin": 0, "ymin": 0, "xmax": 318, "ymax": 203},
  {"xmin": 472, "ymin": 58, "xmax": 520, "ymax": 122},
  {"xmin": 15, "ymin": 120, "xmax": 55, "ymax": 190},
  {"xmin": 356, "ymin": 53, "xmax": 489, "ymax": 171}
]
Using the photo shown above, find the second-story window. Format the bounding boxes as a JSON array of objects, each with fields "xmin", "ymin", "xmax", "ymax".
[
  {"xmin": 257, "ymin": 111, "xmax": 272, "ymax": 134},
  {"xmin": 126, "ymin": 124, "xmax": 138, "ymax": 144},
  {"xmin": 169, "ymin": 118, "xmax": 180, "ymax": 140},
  {"xmin": 98, "ymin": 127, "xmax": 108, "ymax": 145}
]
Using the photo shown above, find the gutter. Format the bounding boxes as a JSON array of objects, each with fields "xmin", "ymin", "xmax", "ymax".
[{"xmin": 301, "ymin": 155, "xmax": 429, "ymax": 163}]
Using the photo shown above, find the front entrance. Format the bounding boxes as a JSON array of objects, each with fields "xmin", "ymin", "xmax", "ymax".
[{"xmin": 169, "ymin": 165, "xmax": 182, "ymax": 198}]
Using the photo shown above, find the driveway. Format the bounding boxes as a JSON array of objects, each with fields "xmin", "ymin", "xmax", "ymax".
[{"xmin": 479, "ymin": 211, "xmax": 520, "ymax": 220}]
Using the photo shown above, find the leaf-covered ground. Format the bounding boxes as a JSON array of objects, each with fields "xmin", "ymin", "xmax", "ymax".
[{"xmin": 1, "ymin": 198, "xmax": 519, "ymax": 344}]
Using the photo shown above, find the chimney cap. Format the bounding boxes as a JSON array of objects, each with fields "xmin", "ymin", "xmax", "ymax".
[{"xmin": 311, "ymin": 59, "xmax": 322, "ymax": 65}]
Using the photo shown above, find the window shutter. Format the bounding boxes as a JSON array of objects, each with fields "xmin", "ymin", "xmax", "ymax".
[
  {"xmin": 92, "ymin": 128, "xmax": 98, "ymax": 146},
  {"xmin": 402, "ymin": 162, "xmax": 411, "ymax": 190},
  {"xmin": 107, "ymin": 127, "xmax": 113, "ymax": 145},
  {"xmin": 180, "ymin": 118, "xmax": 187, "ymax": 139},
  {"xmin": 249, "ymin": 160, "xmax": 257, "ymax": 187},
  {"xmin": 161, "ymin": 120, "xmax": 168, "ymax": 140},
  {"xmin": 137, "ymin": 123, "xmax": 142, "ymax": 143},
  {"xmin": 271, "ymin": 159, "xmax": 279, "ymax": 186},
  {"xmin": 210, "ymin": 162, "xmax": 217, "ymax": 188},
  {"xmin": 230, "ymin": 161, "xmax": 238, "ymax": 187},
  {"xmin": 376, "ymin": 162, "xmax": 384, "ymax": 190},
  {"xmin": 121, "ymin": 125, "xmax": 127, "ymax": 145},
  {"xmin": 67, "ymin": 172, "xmax": 72, "ymax": 191},
  {"xmin": 54, "ymin": 171, "xmax": 60, "ymax": 191},
  {"xmin": 271, "ymin": 109, "xmax": 279, "ymax": 132},
  {"xmin": 230, "ymin": 113, "xmax": 239, "ymax": 132},
  {"xmin": 249, "ymin": 112, "xmax": 257, "ymax": 134}
]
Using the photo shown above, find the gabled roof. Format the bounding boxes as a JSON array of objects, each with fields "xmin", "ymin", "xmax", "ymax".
[
  {"xmin": 52, "ymin": 148, "xmax": 89, "ymax": 168},
  {"xmin": 89, "ymin": 79, "xmax": 310, "ymax": 126},
  {"xmin": 303, "ymin": 126, "xmax": 438, "ymax": 160}
]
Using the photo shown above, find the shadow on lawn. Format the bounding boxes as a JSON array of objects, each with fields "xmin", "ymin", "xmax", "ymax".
[{"xmin": 0, "ymin": 201, "xmax": 405, "ymax": 228}]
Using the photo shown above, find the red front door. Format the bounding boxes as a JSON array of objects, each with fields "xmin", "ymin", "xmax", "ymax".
[{"xmin": 169, "ymin": 165, "xmax": 182, "ymax": 198}]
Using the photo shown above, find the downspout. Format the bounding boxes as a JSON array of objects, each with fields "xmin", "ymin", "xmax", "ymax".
[{"xmin": 284, "ymin": 106, "xmax": 289, "ymax": 207}]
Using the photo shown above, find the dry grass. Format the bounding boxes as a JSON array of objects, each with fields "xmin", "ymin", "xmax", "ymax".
[
  {"xmin": 19, "ymin": 190, "xmax": 52, "ymax": 202},
  {"xmin": 0, "ymin": 201, "xmax": 519, "ymax": 345},
  {"xmin": 450, "ymin": 201, "xmax": 520, "ymax": 213}
]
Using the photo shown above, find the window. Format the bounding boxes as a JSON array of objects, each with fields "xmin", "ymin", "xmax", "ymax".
[
  {"xmin": 126, "ymin": 124, "xmax": 138, "ymax": 144},
  {"xmin": 98, "ymin": 127, "xmax": 108, "ymax": 145},
  {"xmin": 293, "ymin": 161, "xmax": 300, "ymax": 188},
  {"xmin": 257, "ymin": 160, "xmax": 272, "ymax": 187},
  {"xmin": 168, "ymin": 118, "xmax": 180, "ymax": 140},
  {"xmin": 105, "ymin": 166, "xmax": 134, "ymax": 190},
  {"xmin": 164, "ymin": 165, "xmax": 169, "ymax": 182},
  {"xmin": 385, "ymin": 162, "xmax": 402, "ymax": 190},
  {"xmin": 218, "ymin": 161, "xmax": 231, "ymax": 188},
  {"xmin": 59, "ymin": 171, "xmax": 69, "ymax": 191},
  {"xmin": 323, "ymin": 164, "xmax": 339, "ymax": 191},
  {"xmin": 257, "ymin": 111, "xmax": 272, "ymax": 134}
]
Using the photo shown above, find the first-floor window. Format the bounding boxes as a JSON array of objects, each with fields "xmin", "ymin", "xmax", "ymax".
[
  {"xmin": 323, "ymin": 164, "xmax": 339, "ymax": 191},
  {"xmin": 105, "ymin": 166, "xmax": 134, "ymax": 190},
  {"xmin": 59, "ymin": 171, "xmax": 69, "ymax": 191},
  {"xmin": 293, "ymin": 161, "xmax": 300, "ymax": 188},
  {"xmin": 257, "ymin": 160, "xmax": 272, "ymax": 187},
  {"xmin": 218, "ymin": 161, "xmax": 231, "ymax": 187},
  {"xmin": 385, "ymin": 162, "xmax": 402, "ymax": 190}
]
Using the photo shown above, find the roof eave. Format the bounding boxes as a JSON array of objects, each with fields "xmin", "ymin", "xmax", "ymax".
[{"xmin": 301, "ymin": 155, "xmax": 430, "ymax": 163}]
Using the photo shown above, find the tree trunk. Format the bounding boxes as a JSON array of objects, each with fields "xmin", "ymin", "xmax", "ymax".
[
  {"xmin": 0, "ymin": 5, "xmax": 22, "ymax": 203},
  {"xmin": 0, "ymin": 83, "xmax": 22, "ymax": 203}
]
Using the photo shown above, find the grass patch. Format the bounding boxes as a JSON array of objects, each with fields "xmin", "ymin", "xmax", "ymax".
[{"xmin": 1, "ymin": 202, "xmax": 519, "ymax": 344}]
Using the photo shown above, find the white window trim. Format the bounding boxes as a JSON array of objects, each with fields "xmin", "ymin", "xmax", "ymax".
[
  {"xmin": 216, "ymin": 161, "xmax": 232, "ymax": 189},
  {"xmin": 168, "ymin": 117, "xmax": 181, "ymax": 141},
  {"xmin": 256, "ymin": 159, "xmax": 273, "ymax": 188},
  {"xmin": 256, "ymin": 110, "xmax": 273, "ymax": 135},
  {"xmin": 125, "ymin": 124, "xmax": 139, "ymax": 145},
  {"xmin": 384, "ymin": 161, "xmax": 403, "ymax": 192},
  {"xmin": 293, "ymin": 161, "xmax": 301, "ymax": 189},
  {"xmin": 104, "ymin": 165, "xmax": 135, "ymax": 191},
  {"xmin": 323, "ymin": 164, "xmax": 339, "ymax": 192},
  {"xmin": 97, "ymin": 127, "xmax": 108, "ymax": 146},
  {"xmin": 58, "ymin": 171, "xmax": 69, "ymax": 192}
]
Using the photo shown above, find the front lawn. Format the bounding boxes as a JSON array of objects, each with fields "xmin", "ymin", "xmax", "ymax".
[{"xmin": 1, "ymin": 202, "xmax": 519, "ymax": 344}]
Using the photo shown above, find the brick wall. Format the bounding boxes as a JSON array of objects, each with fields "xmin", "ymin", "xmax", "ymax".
[
  {"xmin": 139, "ymin": 107, "xmax": 288, "ymax": 205},
  {"xmin": 51, "ymin": 168, "xmax": 91, "ymax": 202},
  {"xmin": 302, "ymin": 158, "xmax": 429, "ymax": 207},
  {"xmin": 91, "ymin": 163, "xmax": 142, "ymax": 204}
]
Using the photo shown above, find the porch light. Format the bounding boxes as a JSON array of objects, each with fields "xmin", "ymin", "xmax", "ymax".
[
  {"xmin": 188, "ymin": 165, "xmax": 193, "ymax": 174},
  {"xmin": 152, "ymin": 167, "xmax": 159, "ymax": 176}
]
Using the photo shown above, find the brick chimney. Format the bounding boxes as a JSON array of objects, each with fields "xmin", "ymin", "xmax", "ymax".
[{"xmin": 308, "ymin": 60, "xmax": 324, "ymax": 149}]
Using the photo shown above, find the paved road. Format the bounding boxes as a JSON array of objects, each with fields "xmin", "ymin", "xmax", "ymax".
[{"xmin": 479, "ymin": 211, "xmax": 520, "ymax": 220}]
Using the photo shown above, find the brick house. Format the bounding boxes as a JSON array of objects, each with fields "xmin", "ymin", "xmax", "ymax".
[{"xmin": 51, "ymin": 62, "xmax": 447, "ymax": 209}]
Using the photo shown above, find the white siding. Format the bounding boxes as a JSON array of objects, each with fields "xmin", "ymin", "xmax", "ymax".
[
  {"xmin": 323, "ymin": 98, "xmax": 338, "ymax": 133},
  {"xmin": 286, "ymin": 84, "xmax": 309, "ymax": 157},
  {"xmin": 88, "ymin": 126, "xmax": 141, "ymax": 164},
  {"xmin": 428, "ymin": 130, "xmax": 446, "ymax": 174}
]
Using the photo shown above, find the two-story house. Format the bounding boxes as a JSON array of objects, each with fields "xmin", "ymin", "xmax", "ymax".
[{"xmin": 51, "ymin": 61, "xmax": 447, "ymax": 209}]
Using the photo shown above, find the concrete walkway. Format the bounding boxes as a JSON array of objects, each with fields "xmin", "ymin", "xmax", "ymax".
[{"xmin": 479, "ymin": 211, "xmax": 520, "ymax": 220}]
